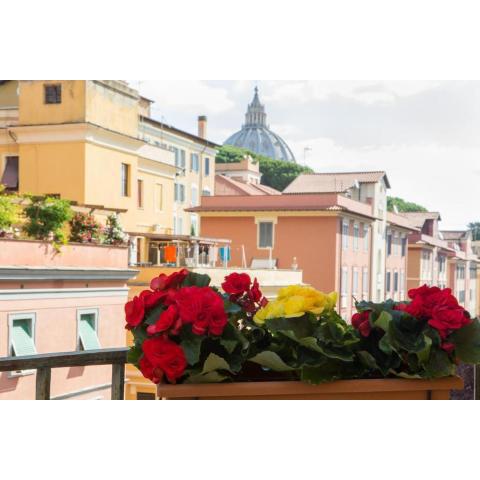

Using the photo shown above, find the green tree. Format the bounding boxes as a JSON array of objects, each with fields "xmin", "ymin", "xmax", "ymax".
[
  {"xmin": 468, "ymin": 222, "xmax": 480, "ymax": 241},
  {"xmin": 387, "ymin": 196, "xmax": 427, "ymax": 213},
  {"xmin": 216, "ymin": 145, "xmax": 313, "ymax": 191},
  {"xmin": 23, "ymin": 195, "xmax": 73, "ymax": 245},
  {"xmin": 0, "ymin": 187, "xmax": 20, "ymax": 232}
]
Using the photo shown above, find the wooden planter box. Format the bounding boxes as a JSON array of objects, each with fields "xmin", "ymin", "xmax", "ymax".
[{"xmin": 158, "ymin": 376, "xmax": 463, "ymax": 400}]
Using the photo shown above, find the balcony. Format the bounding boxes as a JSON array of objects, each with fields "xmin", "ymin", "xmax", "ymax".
[{"xmin": 0, "ymin": 348, "xmax": 129, "ymax": 400}]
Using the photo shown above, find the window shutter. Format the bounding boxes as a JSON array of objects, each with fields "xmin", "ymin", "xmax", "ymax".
[
  {"xmin": 12, "ymin": 319, "xmax": 36, "ymax": 356},
  {"xmin": 79, "ymin": 314, "xmax": 101, "ymax": 350}
]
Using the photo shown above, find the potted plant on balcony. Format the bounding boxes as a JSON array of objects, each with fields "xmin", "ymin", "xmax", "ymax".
[
  {"xmin": 69, "ymin": 212, "xmax": 102, "ymax": 244},
  {"xmin": 0, "ymin": 186, "xmax": 20, "ymax": 239},
  {"xmin": 125, "ymin": 270, "xmax": 479, "ymax": 399}
]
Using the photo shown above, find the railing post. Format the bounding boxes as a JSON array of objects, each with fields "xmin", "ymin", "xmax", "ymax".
[
  {"xmin": 111, "ymin": 363, "xmax": 125, "ymax": 400},
  {"xmin": 475, "ymin": 364, "xmax": 480, "ymax": 400},
  {"xmin": 36, "ymin": 367, "xmax": 51, "ymax": 400}
]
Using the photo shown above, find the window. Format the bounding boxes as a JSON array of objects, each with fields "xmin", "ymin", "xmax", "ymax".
[
  {"xmin": 77, "ymin": 310, "xmax": 100, "ymax": 350},
  {"xmin": 137, "ymin": 179, "xmax": 144, "ymax": 208},
  {"xmin": 44, "ymin": 84, "xmax": 62, "ymax": 104},
  {"xmin": 470, "ymin": 265, "xmax": 477, "ymax": 279},
  {"xmin": 205, "ymin": 157, "xmax": 210, "ymax": 176},
  {"xmin": 202, "ymin": 188, "xmax": 211, "ymax": 196},
  {"xmin": 456, "ymin": 264, "xmax": 466, "ymax": 280},
  {"xmin": 362, "ymin": 267, "xmax": 369, "ymax": 299},
  {"xmin": 258, "ymin": 221, "xmax": 274, "ymax": 248},
  {"xmin": 353, "ymin": 223, "xmax": 359, "ymax": 250},
  {"xmin": 9, "ymin": 314, "xmax": 36, "ymax": 357},
  {"xmin": 342, "ymin": 219, "xmax": 349, "ymax": 250},
  {"xmin": 393, "ymin": 232, "xmax": 399, "ymax": 256},
  {"xmin": 173, "ymin": 148, "xmax": 186, "ymax": 174},
  {"xmin": 1, "ymin": 155, "xmax": 19, "ymax": 191},
  {"xmin": 174, "ymin": 216, "xmax": 183, "ymax": 235},
  {"xmin": 341, "ymin": 267, "xmax": 349, "ymax": 308},
  {"xmin": 191, "ymin": 185, "xmax": 199, "ymax": 207},
  {"xmin": 363, "ymin": 224, "xmax": 369, "ymax": 251},
  {"xmin": 386, "ymin": 270, "xmax": 391, "ymax": 293},
  {"xmin": 352, "ymin": 268, "xmax": 359, "ymax": 296},
  {"xmin": 190, "ymin": 153, "xmax": 199, "ymax": 173},
  {"xmin": 401, "ymin": 236, "xmax": 407, "ymax": 257},
  {"xmin": 121, "ymin": 163, "xmax": 129, "ymax": 197},
  {"xmin": 393, "ymin": 270, "xmax": 399, "ymax": 292},
  {"xmin": 190, "ymin": 215, "xmax": 198, "ymax": 236},
  {"xmin": 155, "ymin": 183, "xmax": 163, "ymax": 210},
  {"xmin": 386, "ymin": 231, "xmax": 392, "ymax": 255},
  {"xmin": 459, "ymin": 290, "xmax": 466, "ymax": 303},
  {"xmin": 174, "ymin": 183, "xmax": 185, "ymax": 203},
  {"xmin": 137, "ymin": 392, "xmax": 156, "ymax": 400},
  {"xmin": 438, "ymin": 255, "xmax": 446, "ymax": 274},
  {"xmin": 422, "ymin": 250, "xmax": 432, "ymax": 279}
]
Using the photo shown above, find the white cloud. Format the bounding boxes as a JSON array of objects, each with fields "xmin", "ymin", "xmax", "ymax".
[
  {"xmin": 133, "ymin": 80, "xmax": 480, "ymax": 229},
  {"xmin": 138, "ymin": 80, "xmax": 235, "ymax": 116}
]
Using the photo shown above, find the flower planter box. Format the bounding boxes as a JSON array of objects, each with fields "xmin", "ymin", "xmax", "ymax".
[{"xmin": 157, "ymin": 376, "xmax": 463, "ymax": 400}]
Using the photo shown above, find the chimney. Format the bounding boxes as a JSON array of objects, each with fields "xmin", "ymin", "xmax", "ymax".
[{"xmin": 198, "ymin": 115, "xmax": 207, "ymax": 139}]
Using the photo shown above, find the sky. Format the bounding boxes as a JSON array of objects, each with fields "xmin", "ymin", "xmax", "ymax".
[{"xmin": 134, "ymin": 80, "xmax": 480, "ymax": 230}]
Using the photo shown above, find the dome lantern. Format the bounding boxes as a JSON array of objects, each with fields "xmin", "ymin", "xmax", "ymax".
[{"xmin": 224, "ymin": 87, "xmax": 296, "ymax": 163}]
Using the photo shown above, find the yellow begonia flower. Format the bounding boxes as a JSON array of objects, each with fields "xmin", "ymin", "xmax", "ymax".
[{"xmin": 253, "ymin": 285, "xmax": 338, "ymax": 325}]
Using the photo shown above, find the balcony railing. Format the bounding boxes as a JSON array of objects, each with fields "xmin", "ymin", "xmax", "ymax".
[{"xmin": 0, "ymin": 347, "xmax": 129, "ymax": 400}]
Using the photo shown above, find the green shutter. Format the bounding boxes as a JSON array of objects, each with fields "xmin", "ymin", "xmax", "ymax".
[
  {"xmin": 12, "ymin": 319, "xmax": 36, "ymax": 356},
  {"xmin": 79, "ymin": 314, "xmax": 101, "ymax": 350}
]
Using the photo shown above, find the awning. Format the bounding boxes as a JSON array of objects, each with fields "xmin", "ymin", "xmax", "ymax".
[{"xmin": 1, "ymin": 156, "xmax": 18, "ymax": 190}]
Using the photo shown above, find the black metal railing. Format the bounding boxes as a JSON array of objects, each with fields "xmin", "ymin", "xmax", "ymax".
[{"xmin": 0, "ymin": 347, "xmax": 129, "ymax": 400}]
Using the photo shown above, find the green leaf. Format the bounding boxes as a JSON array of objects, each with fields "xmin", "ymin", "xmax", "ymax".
[
  {"xmin": 265, "ymin": 315, "xmax": 314, "ymax": 339},
  {"xmin": 132, "ymin": 325, "xmax": 148, "ymax": 347},
  {"xmin": 300, "ymin": 336, "xmax": 354, "ymax": 362},
  {"xmin": 374, "ymin": 311, "xmax": 392, "ymax": 332},
  {"xmin": 180, "ymin": 332, "xmax": 204, "ymax": 366},
  {"xmin": 221, "ymin": 320, "xmax": 250, "ymax": 352},
  {"xmin": 127, "ymin": 345, "xmax": 142, "ymax": 365},
  {"xmin": 249, "ymin": 351, "xmax": 295, "ymax": 371},
  {"xmin": 301, "ymin": 361, "xmax": 365, "ymax": 384},
  {"xmin": 356, "ymin": 351, "xmax": 379, "ymax": 371},
  {"xmin": 144, "ymin": 304, "xmax": 164, "ymax": 326},
  {"xmin": 219, "ymin": 339, "xmax": 238, "ymax": 354},
  {"xmin": 424, "ymin": 349, "xmax": 456, "ymax": 378},
  {"xmin": 224, "ymin": 300, "xmax": 242, "ymax": 314},
  {"xmin": 202, "ymin": 353, "xmax": 232, "ymax": 374},
  {"xmin": 389, "ymin": 317, "xmax": 426, "ymax": 352},
  {"xmin": 451, "ymin": 319, "xmax": 480, "ymax": 363},
  {"xmin": 379, "ymin": 333, "xmax": 393, "ymax": 355},
  {"xmin": 184, "ymin": 371, "xmax": 228, "ymax": 384},
  {"xmin": 182, "ymin": 272, "xmax": 211, "ymax": 287},
  {"xmin": 416, "ymin": 335, "xmax": 432, "ymax": 365}
]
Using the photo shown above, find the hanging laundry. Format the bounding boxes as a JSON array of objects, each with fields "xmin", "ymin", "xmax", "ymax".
[
  {"xmin": 219, "ymin": 246, "xmax": 231, "ymax": 262},
  {"xmin": 164, "ymin": 245, "xmax": 177, "ymax": 263},
  {"xmin": 209, "ymin": 246, "xmax": 218, "ymax": 264}
]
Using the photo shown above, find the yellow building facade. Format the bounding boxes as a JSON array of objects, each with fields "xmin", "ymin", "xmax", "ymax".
[{"xmin": 0, "ymin": 80, "xmax": 176, "ymax": 240}]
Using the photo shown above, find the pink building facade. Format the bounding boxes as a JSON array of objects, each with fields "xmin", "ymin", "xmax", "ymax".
[{"xmin": 0, "ymin": 239, "xmax": 136, "ymax": 400}]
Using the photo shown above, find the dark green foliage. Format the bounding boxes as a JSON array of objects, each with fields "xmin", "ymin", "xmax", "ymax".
[
  {"xmin": 215, "ymin": 145, "xmax": 313, "ymax": 191},
  {"xmin": 467, "ymin": 222, "xmax": 480, "ymax": 241},
  {"xmin": 23, "ymin": 195, "xmax": 73, "ymax": 245},
  {"xmin": 387, "ymin": 196, "xmax": 427, "ymax": 213}
]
